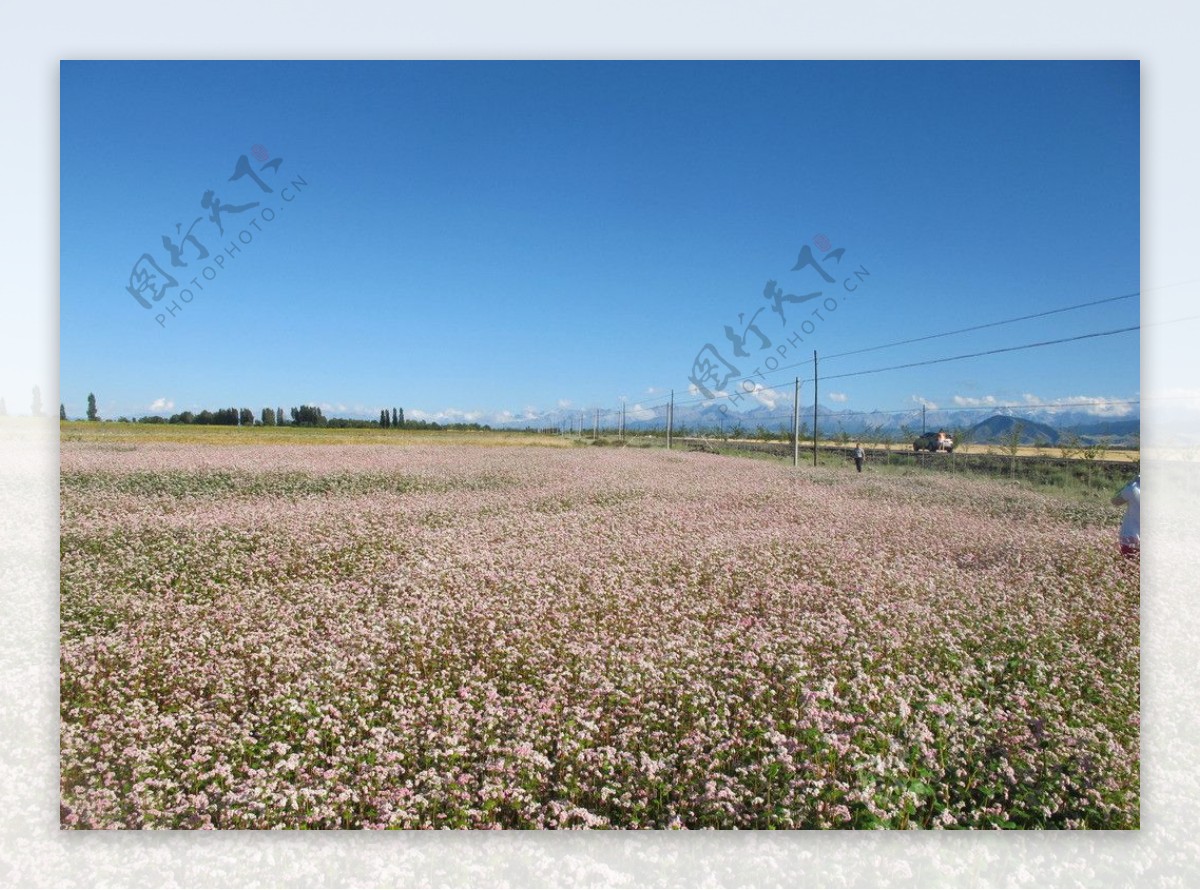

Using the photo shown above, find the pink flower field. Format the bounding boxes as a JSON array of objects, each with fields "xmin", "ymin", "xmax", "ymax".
[{"xmin": 59, "ymin": 442, "xmax": 1139, "ymax": 829}]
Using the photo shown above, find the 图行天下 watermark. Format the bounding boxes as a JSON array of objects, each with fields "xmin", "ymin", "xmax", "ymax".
[
  {"xmin": 123, "ymin": 145, "xmax": 309, "ymax": 329},
  {"xmin": 687, "ymin": 233, "xmax": 870, "ymax": 411}
]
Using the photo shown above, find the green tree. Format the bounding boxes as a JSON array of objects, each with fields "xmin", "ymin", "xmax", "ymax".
[
  {"xmin": 954, "ymin": 424, "xmax": 975, "ymax": 455},
  {"xmin": 948, "ymin": 426, "xmax": 968, "ymax": 471},
  {"xmin": 1001, "ymin": 420, "xmax": 1025, "ymax": 478},
  {"xmin": 380, "ymin": 409, "xmax": 390, "ymax": 428},
  {"xmin": 239, "ymin": 408, "xmax": 254, "ymax": 427},
  {"xmin": 291, "ymin": 405, "xmax": 326, "ymax": 427},
  {"xmin": 398, "ymin": 408, "xmax": 404, "ymax": 428},
  {"xmin": 261, "ymin": 407, "xmax": 275, "ymax": 426},
  {"xmin": 60, "ymin": 403, "xmax": 67, "ymax": 421},
  {"xmin": 1058, "ymin": 433, "xmax": 1082, "ymax": 460},
  {"xmin": 87, "ymin": 393, "xmax": 98, "ymax": 422},
  {"xmin": 866, "ymin": 423, "xmax": 891, "ymax": 466},
  {"xmin": 1078, "ymin": 436, "xmax": 1112, "ymax": 488},
  {"xmin": 1081, "ymin": 436, "xmax": 1111, "ymax": 462}
]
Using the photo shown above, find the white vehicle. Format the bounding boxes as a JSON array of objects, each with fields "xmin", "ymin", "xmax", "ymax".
[{"xmin": 913, "ymin": 430, "xmax": 954, "ymax": 453}]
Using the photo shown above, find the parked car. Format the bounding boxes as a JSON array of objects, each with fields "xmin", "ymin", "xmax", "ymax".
[{"xmin": 913, "ymin": 430, "xmax": 954, "ymax": 453}]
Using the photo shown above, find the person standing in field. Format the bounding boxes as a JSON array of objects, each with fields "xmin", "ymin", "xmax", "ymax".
[
  {"xmin": 1111, "ymin": 474, "xmax": 1140, "ymax": 557},
  {"xmin": 853, "ymin": 442, "xmax": 865, "ymax": 473}
]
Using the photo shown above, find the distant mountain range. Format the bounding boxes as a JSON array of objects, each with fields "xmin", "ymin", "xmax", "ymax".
[
  {"xmin": 509, "ymin": 403, "xmax": 1140, "ymax": 447},
  {"xmin": 961, "ymin": 414, "xmax": 1140, "ymax": 445},
  {"xmin": 964, "ymin": 415, "xmax": 1062, "ymax": 445}
]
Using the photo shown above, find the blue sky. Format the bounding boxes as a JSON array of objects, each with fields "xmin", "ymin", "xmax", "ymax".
[{"xmin": 60, "ymin": 60, "xmax": 1139, "ymax": 425}]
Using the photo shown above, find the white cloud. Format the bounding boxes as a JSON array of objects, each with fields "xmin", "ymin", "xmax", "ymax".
[
  {"xmin": 744, "ymin": 384, "xmax": 784, "ymax": 409},
  {"xmin": 557, "ymin": 399, "xmax": 572, "ymax": 409},
  {"xmin": 626, "ymin": 403, "xmax": 656, "ymax": 421},
  {"xmin": 408, "ymin": 407, "xmax": 486, "ymax": 423},
  {"xmin": 149, "ymin": 397, "xmax": 173, "ymax": 411},
  {"xmin": 689, "ymin": 381, "xmax": 733, "ymax": 401},
  {"xmin": 1056, "ymin": 395, "xmax": 1136, "ymax": 417},
  {"xmin": 1016, "ymin": 393, "xmax": 1137, "ymax": 417},
  {"xmin": 952, "ymin": 395, "xmax": 998, "ymax": 407},
  {"xmin": 910, "ymin": 395, "xmax": 938, "ymax": 410},
  {"xmin": 828, "ymin": 392, "xmax": 848, "ymax": 403}
]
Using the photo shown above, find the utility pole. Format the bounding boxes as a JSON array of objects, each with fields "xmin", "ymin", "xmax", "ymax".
[
  {"xmin": 812, "ymin": 351, "xmax": 819, "ymax": 467},
  {"xmin": 792, "ymin": 377, "xmax": 800, "ymax": 467},
  {"xmin": 667, "ymin": 389, "xmax": 674, "ymax": 450},
  {"xmin": 922, "ymin": 404, "xmax": 927, "ymax": 434},
  {"xmin": 594, "ymin": 408, "xmax": 599, "ymax": 440},
  {"xmin": 620, "ymin": 403, "xmax": 625, "ymax": 439}
]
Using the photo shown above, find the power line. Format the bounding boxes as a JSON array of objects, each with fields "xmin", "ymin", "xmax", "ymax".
[
  {"xmin": 820, "ymin": 325, "xmax": 1139, "ymax": 382},
  {"xmin": 519, "ymin": 302, "xmax": 1150, "ymax": 427},
  {"xmin": 627, "ymin": 288, "xmax": 1141, "ymax": 413},
  {"xmin": 821, "ymin": 291, "xmax": 1138, "ymax": 362},
  {"xmin": 619, "ymin": 323, "xmax": 1139, "ymax": 417}
]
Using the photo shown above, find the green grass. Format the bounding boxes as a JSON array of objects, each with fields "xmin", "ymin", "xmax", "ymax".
[
  {"xmin": 687, "ymin": 438, "xmax": 1134, "ymax": 512},
  {"xmin": 59, "ymin": 420, "xmax": 571, "ymax": 448}
]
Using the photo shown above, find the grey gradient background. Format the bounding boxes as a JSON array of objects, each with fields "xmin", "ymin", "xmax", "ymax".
[{"xmin": 4, "ymin": 1, "xmax": 1197, "ymax": 886}]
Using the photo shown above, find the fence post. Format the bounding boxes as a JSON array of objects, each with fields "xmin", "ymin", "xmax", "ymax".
[
  {"xmin": 667, "ymin": 390, "xmax": 674, "ymax": 450},
  {"xmin": 812, "ymin": 351, "xmax": 819, "ymax": 467},
  {"xmin": 792, "ymin": 377, "xmax": 800, "ymax": 467}
]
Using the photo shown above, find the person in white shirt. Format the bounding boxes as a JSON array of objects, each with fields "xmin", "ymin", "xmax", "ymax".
[
  {"xmin": 853, "ymin": 443, "xmax": 865, "ymax": 473},
  {"xmin": 1111, "ymin": 475, "xmax": 1140, "ymax": 557}
]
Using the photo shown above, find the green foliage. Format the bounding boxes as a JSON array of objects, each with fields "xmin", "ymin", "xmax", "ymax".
[
  {"xmin": 1001, "ymin": 420, "xmax": 1025, "ymax": 478},
  {"xmin": 1058, "ymin": 434, "xmax": 1081, "ymax": 460},
  {"xmin": 291, "ymin": 405, "xmax": 327, "ymax": 427}
]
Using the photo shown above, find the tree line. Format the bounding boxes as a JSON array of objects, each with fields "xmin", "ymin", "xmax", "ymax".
[{"xmin": 63, "ymin": 395, "xmax": 491, "ymax": 431}]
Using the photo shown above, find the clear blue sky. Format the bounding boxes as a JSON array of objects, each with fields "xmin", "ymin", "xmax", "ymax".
[{"xmin": 60, "ymin": 60, "xmax": 1139, "ymax": 424}]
